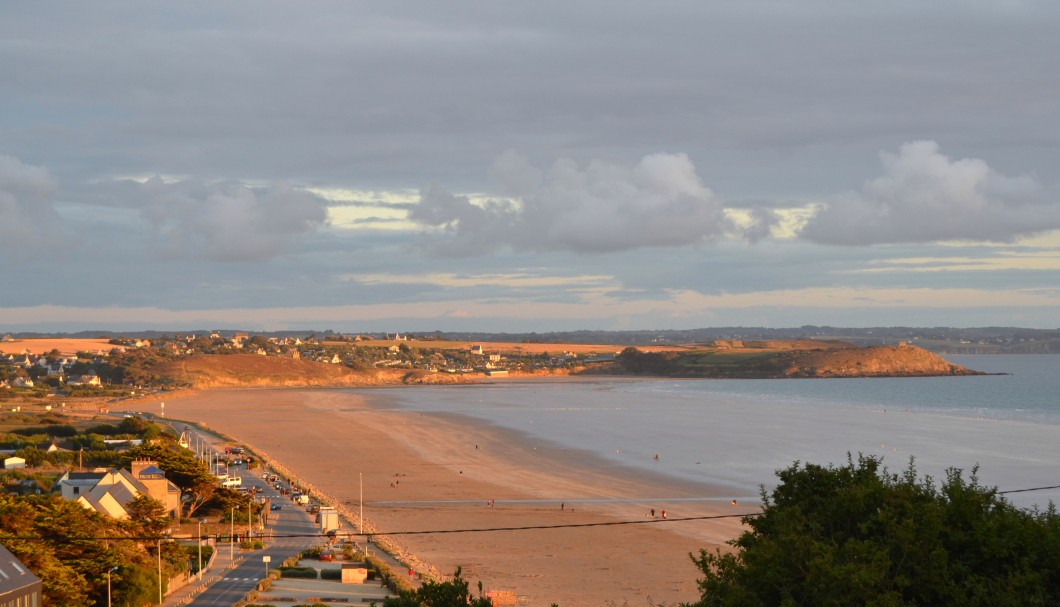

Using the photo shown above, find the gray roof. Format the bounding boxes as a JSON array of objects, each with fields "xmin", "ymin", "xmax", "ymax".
[{"xmin": 0, "ymin": 544, "xmax": 41, "ymax": 599}]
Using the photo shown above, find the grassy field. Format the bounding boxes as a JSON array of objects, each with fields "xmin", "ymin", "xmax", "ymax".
[{"xmin": 0, "ymin": 338, "xmax": 120, "ymax": 356}]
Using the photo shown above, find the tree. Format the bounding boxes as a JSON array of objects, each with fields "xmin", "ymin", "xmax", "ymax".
[
  {"xmin": 383, "ymin": 567, "xmax": 494, "ymax": 607},
  {"xmin": 125, "ymin": 494, "xmax": 169, "ymax": 537},
  {"xmin": 123, "ymin": 442, "xmax": 219, "ymax": 517},
  {"xmin": 685, "ymin": 455, "xmax": 1060, "ymax": 607}
]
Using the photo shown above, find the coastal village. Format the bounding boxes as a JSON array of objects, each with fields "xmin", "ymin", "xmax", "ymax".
[{"xmin": 0, "ymin": 332, "xmax": 621, "ymax": 396}]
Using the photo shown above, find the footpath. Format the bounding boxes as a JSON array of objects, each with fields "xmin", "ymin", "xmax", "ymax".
[{"xmin": 160, "ymin": 538, "xmax": 246, "ymax": 606}]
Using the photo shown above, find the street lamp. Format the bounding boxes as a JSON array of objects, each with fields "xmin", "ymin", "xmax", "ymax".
[
  {"xmin": 197, "ymin": 519, "xmax": 205, "ymax": 580},
  {"xmin": 157, "ymin": 540, "xmax": 163, "ymax": 604},
  {"xmin": 230, "ymin": 506, "xmax": 236, "ymax": 558},
  {"xmin": 107, "ymin": 566, "xmax": 118, "ymax": 607}
]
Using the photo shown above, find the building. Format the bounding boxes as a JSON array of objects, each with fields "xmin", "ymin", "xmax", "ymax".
[
  {"xmin": 2, "ymin": 458, "xmax": 25, "ymax": 470},
  {"xmin": 56, "ymin": 459, "xmax": 182, "ymax": 519},
  {"xmin": 0, "ymin": 544, "xmax": 42, "ymax": 607}
]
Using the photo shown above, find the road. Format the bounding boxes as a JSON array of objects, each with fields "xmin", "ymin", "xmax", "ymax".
[{"xmin": 172, "ymin": 429, "xmax": 325, "ymax": 607}]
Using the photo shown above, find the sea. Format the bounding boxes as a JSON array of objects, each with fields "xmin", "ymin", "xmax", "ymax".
[{"xmin": 353, "ymin": 355, "xmax": 1060, "ymax": 510}]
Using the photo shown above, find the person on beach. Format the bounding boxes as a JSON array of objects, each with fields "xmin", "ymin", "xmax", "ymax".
[
  {"xmin": 661, "ymin": 510, "xmax": 667, "ymax": 519},
  {"xmin": 561, "ymin": 502, "xmax": 565, "ymax": 510},
  {"xmin": 650, "ymin": 508, "xmax": 655, "ymax": 517}
]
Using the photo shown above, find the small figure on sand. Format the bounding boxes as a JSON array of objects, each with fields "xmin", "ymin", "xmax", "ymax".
[
  {"xmin": 661, "ymin": 510, "xmax": 667, "ymax": 519},
  {"xmin": 650, "ymin": 508, "xmax": 655, "ymax": 517},
  {"xmin": 653, "ymin": 453, "xmax": 659, "ymax": 461},
  {"xmin": 731, "ymin": 499, "xmax": 737, "ymax": 506},
  {"xmin": 561, "ymin": 502, "xmax": 565, "ymax": 510}
]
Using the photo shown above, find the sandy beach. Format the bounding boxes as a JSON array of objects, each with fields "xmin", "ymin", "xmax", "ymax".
[{"xmin": 123, "ymin": 387, "xmax": 746, "ymax": 606}]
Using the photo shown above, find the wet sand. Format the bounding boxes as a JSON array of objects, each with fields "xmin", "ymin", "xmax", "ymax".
[{"xmin": 127, "ymin": 388, "xmax": 747, "ymax": 606}]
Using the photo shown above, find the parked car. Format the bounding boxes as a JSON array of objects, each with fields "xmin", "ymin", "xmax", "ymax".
[
  {"xmin": 319, "ymin": 551, "xmax": 333, "ymax": 562},
  {"xmin": 270, "ymin": 504, "xmax": 282, "ymax": 511}
]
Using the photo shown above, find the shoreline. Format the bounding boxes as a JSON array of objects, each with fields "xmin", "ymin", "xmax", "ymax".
[{"xmin": 120, "ymin": 386, "xmax": 744, "ymax": 606}]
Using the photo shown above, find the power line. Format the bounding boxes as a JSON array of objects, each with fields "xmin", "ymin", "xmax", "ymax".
[
  {"xmin": 2, "ymin": 484, "xmax": 1055, "ymax": 544},
  {"xmin": 0, "ymin": 512, "xmax": 757, "ymax": 543},
  {"xmin": 999, "ymin": 484, "xmax": 1060, "ymax": 495}
]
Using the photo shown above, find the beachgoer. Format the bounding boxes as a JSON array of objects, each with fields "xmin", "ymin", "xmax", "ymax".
[
  {"xmin": 661, "ymin": 510, "xmax": 667, "ymax": 519},
  {"xmin": 561, "ymin": 502, "xmax": 565, "ymax": 510},
  {"xmin": 650, "ymin": 508, "xmax": 655, "ymax": 517},
  {"xmin": 731, "ymin": 499, "xmax": 737, "ymax": 506}
]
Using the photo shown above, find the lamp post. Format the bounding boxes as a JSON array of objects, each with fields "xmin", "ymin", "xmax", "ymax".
[
  {"xmin": 197, "ymin": 519, "xmax": 204, "ymax": 580},
  {"xmin": 157, "ymin": 539, "xmax": 163, "ymax": 604},
  {"xmin": 230, "ymin": 506, "xmax": 236, "ymax": 558},
  {"xmin": 107, "ymin": 566, "xmax": 118, "ymax": 607}
]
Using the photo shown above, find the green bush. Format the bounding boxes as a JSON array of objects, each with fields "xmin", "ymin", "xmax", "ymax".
[
  {"xmin": 278, "ymin": 566, "xmax": 318, "ymax": 579},
  {"xmin": 302, "ymin": 546, "xmax": 323, "ymax": 559},
  {"xmin": 367, "ymin": 555, "xmax": 415, "ymax": 594},
  {"xmin": 686, "ymin": 455, "xmax": 1060, "ymax": 607},
  {"xmin": 342, "ymin": 543, "xmax": 365, "ymax": 561},
  {"xmin": 320, "ymin": 568, "xmax": 342, "ymax": 580}
]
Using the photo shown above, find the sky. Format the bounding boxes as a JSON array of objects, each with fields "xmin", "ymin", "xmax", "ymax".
[{"xmin": 2, "ymin": 1, "xmax": 1059, "ymax": 333}]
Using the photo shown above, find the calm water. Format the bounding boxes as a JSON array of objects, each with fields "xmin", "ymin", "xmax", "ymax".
[{"xmin": 353, "ymin": 355, "xmax": 1060, "ymax": 509}]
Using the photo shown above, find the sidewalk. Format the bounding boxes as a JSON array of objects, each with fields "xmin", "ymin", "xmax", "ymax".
[{"xmin": 162, "ymin": 543, "xmax": 245, "ymax": 606}]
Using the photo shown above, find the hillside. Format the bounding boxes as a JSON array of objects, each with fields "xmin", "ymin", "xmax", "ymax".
[
  {"xmin": 151, "ymin": 342, "xmax": 980, "ymax": 388},
  {"xmin": 157, "ymin": 355, "xmax": 477, "ymax": 388},
  {"xmin": 611, "ymin": 341, "xmax": 982, "ymax": 379}
]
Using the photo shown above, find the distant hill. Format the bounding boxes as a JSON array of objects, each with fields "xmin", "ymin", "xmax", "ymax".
[
  {"xmin": 608, "ymin": 341, "xmax": 983, "ymax": 379},
  {"xmin": 155, "ymin": 355, "xmax": 474, "ymax": 388}
]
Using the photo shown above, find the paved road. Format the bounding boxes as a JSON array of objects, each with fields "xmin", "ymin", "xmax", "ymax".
[
  {"xmin": 161, "ymin": 427, "xmax": 325, "ymax": 606},
  {"xmin": 183, "ymin": 466, "xmax": 322, "ymax": 605},
  {"xmin": 162, "ymin": 425, "xmax": 412, "ymax": 606}
]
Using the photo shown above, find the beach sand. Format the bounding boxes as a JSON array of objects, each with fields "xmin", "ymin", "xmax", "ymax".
[{"xmin": 126, "ymin": 388, "xmax": 747, "ymax": 606}]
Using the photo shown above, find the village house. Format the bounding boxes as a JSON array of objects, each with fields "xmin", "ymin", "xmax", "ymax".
[
  {"xmin": 67, "ymin": 374, "xmax": 102, "ymax": 387},
  {"xmin": 55, "ymin": 458, "xmax": 182, "ymax": 519}
]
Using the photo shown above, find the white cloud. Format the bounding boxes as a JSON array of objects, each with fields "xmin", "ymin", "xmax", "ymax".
[
  {"xmin": 410, "ymin": 151, "xmax": 728, "ymax": 254},
  {"xmin": 800, "ymin": 141, "xmax": 1060, "ymax": 245},
  {"xmin": 138, "ymin": 178, "xmax": 329, "ymax": 262},
  {"xmin": 0, "ymin": 155, "xmax": 62, "ymax": 256}
]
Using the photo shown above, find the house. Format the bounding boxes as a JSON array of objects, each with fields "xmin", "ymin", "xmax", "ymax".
[
  {"xmin": 3, "ymin": 457, "xmax": 25, "ymax": 470},
  {"xmin": 57, "ymin": 459, "xmax": 182, "ymax": 519},
  {"xmin": 55, "ymin": 470, "xmax": 108, "ymax": 499},
  {"xmin": 470, "ymin": 345, "xmax": 484, "ymax": 355},
  {"xmin": 67, "ymin": 375, "xmax": 102, "ymax": 387},
  {"xmin": 0, "ymin": 544, "xmax": 42, "ymax": 607}
]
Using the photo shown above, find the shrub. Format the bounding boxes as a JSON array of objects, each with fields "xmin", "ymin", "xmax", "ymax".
[
  {"xmin": 278, "ymin": 566, "xmax": 318, "ymax": 579},
  {"xmin": 320, "ymin": 568, "xmax": 342, "ymax": 580}
]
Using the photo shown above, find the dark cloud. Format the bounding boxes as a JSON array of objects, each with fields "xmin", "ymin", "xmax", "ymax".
[
  {"xmin": 0, "ymin": 155, "xmax": 63, "ymax": 257},
  {"xmin": 138, "ymin": 178, "xmax": 328, "ymax": 261},
  {"xmin": 412, "ymin": 151, "xmax": 728, "ymax": 254},
  {"xmin": 800, "ymin": 141, "xmax": 1060, "ymax": 245}
]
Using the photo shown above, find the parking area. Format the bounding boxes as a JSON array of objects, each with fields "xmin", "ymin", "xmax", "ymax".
[{"xmin": 250, "ymin": 560, "xmax": 392, "ymax": 606}]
